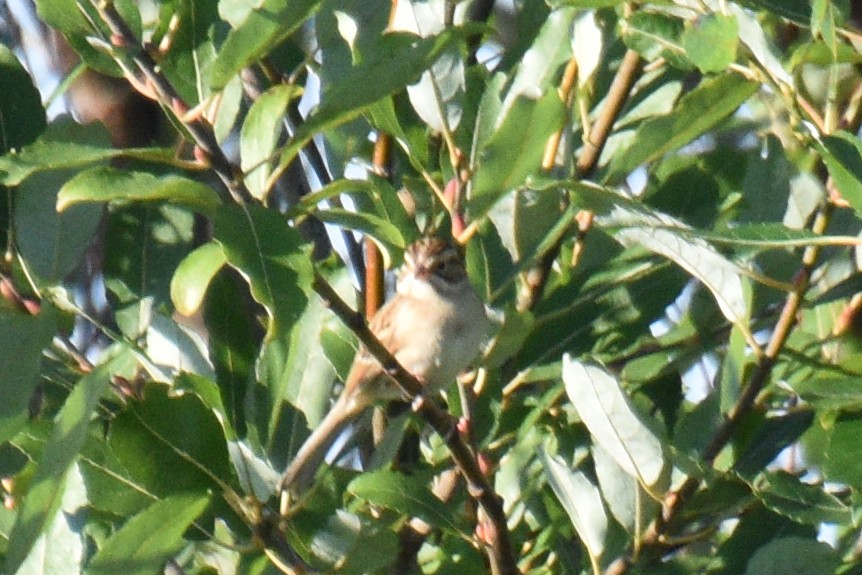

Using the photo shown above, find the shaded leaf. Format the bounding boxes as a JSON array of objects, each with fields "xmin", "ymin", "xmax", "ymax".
[
  {"xmin": 0, "ymin": 45, "xmax": 46, "ymax": 152},
  {"xmin": 212, "ymin": 204, "xmax": 313, "ymax": 343},
  {"xmin": 240, "ymin": 85, "xmax": 298, "ymax": 199},
  {"xmin": 743, "ymin": 536, "xmax": 838, "ymax": 575},
  {"xmin": 16, "ymin": 171, "xmax": 102, "ymax": 283},
  {"xmin": 469, "ymin": 91, "xmax": 565, "ymax": 216},
  {"xmin": 570, "ymin": 183, "xmax": 749, "ymax": 325},
  {"xmin": 750, "ymin": 471, "xmax": 851, "ymax": 525},
  {"xmin": 791, "ymin": 376, "xmax": 862, "ymax": 410},
  {"xmin": 273, "ymin": 28, "xmax": 470, "ymax": 179},
  {"xmin": 820, "ymin": 130, "xmax": 862, "ymax": 214},
  {"xmin": 0, "ymin": 310, "xmax": 57, "ymax": 444},
  {"xmin": 0, "ymin": 119, "xmax": 173, "ymax": 186}
]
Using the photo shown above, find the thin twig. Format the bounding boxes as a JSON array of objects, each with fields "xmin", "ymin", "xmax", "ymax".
[
  {"xmin": 518, "ymin": 50, "xmax": 643, "ymax": 312},
  {"xmin": 90, "ymin": 0, "xmax": 253, "ymax": 205}
]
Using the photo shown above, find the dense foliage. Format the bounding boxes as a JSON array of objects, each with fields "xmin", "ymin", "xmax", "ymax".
[{"xmin": 2, "ymin": 0, "xmax": 862, "ymax": 574}]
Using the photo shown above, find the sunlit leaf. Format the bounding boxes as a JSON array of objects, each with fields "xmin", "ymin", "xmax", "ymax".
[
  {"xmin": 606, "ymin": 74, "xmax": 759, "ymax": 179},
  {"xmin": 171, "ymin": 242, "xmax": 228, "ymax": 316},
  {"xmin": 562, "ymin": 357, "xmax": 668, "ymax": 490},
  {"xmin": 210, "ymin": 0, "xmax": 323, "ymax": 88},
  {"xmin": 57, "ymin": 167, "xmax": 222, "ymax": 213},
  {"xmin": 348, "ymin": 470, "xmax": 464, "ymax": 533},
  {"xmin": 5, "ymin": 353, "xmax": 137, "ymax": 574},
  {"xmin": 682, "ymin": 13, "xmax": 739, "ymax": 73},
  {"xmin": 85, "ymin": 494, "xmax": 210, "ymax": 575},
  {"xmin": 541, "ymin": 449, "xmax": 607, "ymax": 560}
]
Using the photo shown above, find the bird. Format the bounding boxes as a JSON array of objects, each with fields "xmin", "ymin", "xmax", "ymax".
[{"xmin": 278, "ymin": 236, "xmax": 489, "ymax": 507}]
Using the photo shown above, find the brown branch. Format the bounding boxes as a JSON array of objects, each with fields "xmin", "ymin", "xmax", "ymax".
[
  {"xmin": 518, "ymin": 49, "xmax": 643, "ymax": 313},
  {"xmin": 311, "ymin": 273, "xmax": 520, "ymax": 575},
  {"xmin": 366, "ymin": 134, "xmax": 391, "ymax": 318},
  {"xmin": 90, "ymin": 1, "xmax": 253, "ymax": 205},
  {"xmin": 576, "ymin": 49, "xmax": 642, "ymax": 177}
]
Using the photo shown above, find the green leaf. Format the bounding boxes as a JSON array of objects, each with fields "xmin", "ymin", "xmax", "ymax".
[
  {"xmin": 156, "ymin": 1, "xmax": 221, "ymax": 105},
  {"xmin": 791, "ymin": 376, "xmax": 862, "ymax": 410},
  {"xmin": 273, "ymin": 29, "xmax": 469, "ymax": 179},
  {"xmin": 606, "ymin": 74, "xmax": 759, "ymax": 179},
  {"xmin": 592, "ymin": 442, "xmax": 658, "ymax": 535},
  {"xmin": 212, "ymin": 204, "xmax": 312, "ymax": 343},
  {"xmin": 108, "ymin": 382, "xmax": 235, "ymax": 500},
  {"xmin": 314, "ymin": 207, "xmax": 407, "ymax": 261},
  {"xmin": 171, "ymin": 242, "xmax": 228, "ymax": 316},
  {"xmin": 623, "ymin": 11, "xmax": 688, "ymax": 68},
  {"xmin": 743, "ymin": 537, "xmax": 839, "ymax": 575},
  {"xmin": 562, "ymin": 357, "xmax": 668, "ymax": 491},
  {"xmin": 348, "ymin": 470, "xmax": 464, "ymax": 533},
  {"xmin": 488, "ymin": 188, "xmax": 563, "ymax": 263},
  {"xmin": 0, "ymin": 45, "xmax": 46, "ymax": 152},
  {"xmin": 541, "ymin": 448, "xmax": 608, "ymax": 561},
  {"xmin": 57, "ymin": 167, "xmax": 222, "ymax": 213},
  {"xmin": 505, "ymin": 7, "xmax": 575, "ymax": 104},
  {"xmin": 733, "ymin": 410, "xmax": 814, "ymax": 478},
  {"xmin": 16, "ymin": 463, "xmax": 87, "ymax": 575},
  {"xmin": 5, "ymin": 352, "xmax": 137, "ymax": 574},
  {"xmin": 682, "ymin": 14, "xmax": 739, "ymax": 73},
  {"xmin": 36, "ymin": 0, "xmax": 139, "ymax": 75},
  {"xmin": 678, "ymin": 223, "xmax": 852, "ymax": 250},
  {"xmin": 240, "ymin": 85, "xmax": 298, "ymax": 199},
  {"xmin": 0, "ymin": 310, "xmax": 57, "ymax": 443},
  {"xmin": 820, "ymin": 130, "xmax": 862, "ymax": 214},
  {"xmin": 570, "ymin": 183, "xmax": 749, "ymax": 325},
  {"xmin": 15, "ymin": 170, "xmax": 103, "ymax": 283},
  {"xmin": 821, "ymin": 413, "xmax": 862, "ymax": 487},
  {"xmin": 104, "ymin": 205, "xmax": 197, "ymax": 306},
  {"xmin": 0, "ymin": 119, "xmax": 174, "ymax": 186},
  {"xmin": 210, "ymin": 0, "xmax": 323, "ymax": 88},
  {"xmin": 293, "ymin": 509, "xmax": 399, "ymax": 572},
  {"xmin": 85, "ymin": 493, "xmax": 210, "ymax": 575},
  {"xmin": 469, "ymin": 91, "xmax": 565, "ymax": 216},
  {"xmin": 736, "ymin": 0, "xmax": 811, "ymax": 24},
  {"xmin": 750, "ymin": 471, "xmax": 851, "ymax": 525},
  {"xmin": 259, "ymin": 270, "xmax": 354, "ymax": 453}
]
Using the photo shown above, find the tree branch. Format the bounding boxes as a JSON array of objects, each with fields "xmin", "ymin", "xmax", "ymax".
[
  {"xmin": 606, "ymin": 202, "xmax": 835, "ymax": 575},
  {"xmin": 311, "ymin": 273, "xmax": 520, "ymax": 575},
  {"xmin": 90, "ymin": 0, "xmax": 253, "ymax": 205}
]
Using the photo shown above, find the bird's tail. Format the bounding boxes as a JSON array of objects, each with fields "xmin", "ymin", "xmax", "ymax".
[{"xmin": 278, "ymin": 394, "xmax": 362, "ymax": 511}]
